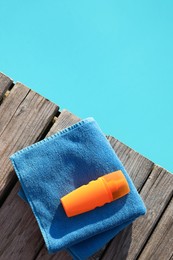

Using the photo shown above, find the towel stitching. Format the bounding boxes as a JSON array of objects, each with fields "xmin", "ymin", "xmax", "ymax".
[{"xmin": 10, "ymin": 117, "xmax": 94, "ymax": 158}]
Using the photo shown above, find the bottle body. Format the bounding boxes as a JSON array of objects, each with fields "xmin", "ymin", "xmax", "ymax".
[{"xmin": 60, "ymin": 170, "xmax": 130, "ymax": 217}]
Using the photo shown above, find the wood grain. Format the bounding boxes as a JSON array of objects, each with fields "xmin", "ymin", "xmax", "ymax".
[
  {"xmin": 0, "ymin": 72, "xmax": 13, "ymax": 102},
  {"xmin": 0, "ymin": 83, "xmax": 30, "ymax": 136},
  {"xmin": 101, "ymin": 165, "xmax": 173, "ymax": 260},
  {"xmin": 139, "ymin": 197, "xmax": 173, "ymax": 260},
  {"xmin": 36, "ymin": 246, "xmax": 72, "ymax": 260},
  {"xmin": 0, "ymin": 182, "xmax": 44, "ymax": 259},
  {"xmin": 0, "ymin": 82, "xmax": 59, "ymax": 204}
]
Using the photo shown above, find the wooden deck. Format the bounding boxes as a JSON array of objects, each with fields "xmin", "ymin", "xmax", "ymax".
[{"xmin": 0, "ymin": 72, "xmax": 172, "ymax": 260}]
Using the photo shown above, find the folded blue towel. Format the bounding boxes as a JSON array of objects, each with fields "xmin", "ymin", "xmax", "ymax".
[{"xmin": 10, "ymin": 117, "xmax": 146, "ymax": 260}]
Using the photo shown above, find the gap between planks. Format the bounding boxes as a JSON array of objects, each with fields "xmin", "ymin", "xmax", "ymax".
[
  {"xmin": 137, "ymin": 182, "xmax": 173, "ymax": 260},
  {"xmin": 0, "ymin": 72, "xmax": 14, "ymax": 103}
]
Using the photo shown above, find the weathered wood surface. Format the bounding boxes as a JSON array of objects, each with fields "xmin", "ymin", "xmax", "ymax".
[
  {"xmin": 139, "ymin": 198, "xmax": 173, "ymax": 260},
  {"xmin": 0, "ymin": 72, "xmax": 13, "ymax": 102},
  {"xmin": 0, "ymin": 73, "xmax": 173, "ymax": 260},
  {"xmin": 0, "ymin": 81, "xmax": 59, "ymax": 205},
  {"xmin": 0, "ymin": 182, "xmax": 44, "ymax": 259},
  {"xmin": 36, "ymin": 246, "xmax": 71, "ymax": 260}
]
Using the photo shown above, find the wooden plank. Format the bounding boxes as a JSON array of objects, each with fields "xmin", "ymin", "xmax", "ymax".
[
  {"xmin": 101, "ymin": 166, "xmax": 173, "ymax": 260},
  {"xmin": 0, "ymin": 182, "xmax": 44, "ymax": 259},
  {"xmin": 0, "ymin": 110, "xmax": 77, "ymax": 260},
  {"xmin": 36, "ymin": 246, "xmax": 72, "ymax": 260},
  {"xmin": 0, "ymin": 72, "xmax": 13, "ymax": 102},
  {"xmin": 139, "ymin": 197, "xmax": 173, "ymax": 260},
  {"xmin": 0, "ymin": 82, "xmax": 59, "ymax": 204},
  {"xmin": 0, "ymin": 83, "xmax": 30, "ymax": 136}
]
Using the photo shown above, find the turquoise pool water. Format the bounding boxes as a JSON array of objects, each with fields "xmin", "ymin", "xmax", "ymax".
[{"xmin": 0, "ymin": 1, "xmax": 173, "ymax": 173}]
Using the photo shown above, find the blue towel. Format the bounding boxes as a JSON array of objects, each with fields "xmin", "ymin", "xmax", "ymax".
[{"xmin": 10, "ymin": 117, "xmax": 146, "ymax": 260}]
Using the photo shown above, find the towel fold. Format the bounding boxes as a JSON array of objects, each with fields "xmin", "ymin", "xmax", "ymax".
[{"xmin": 10, "ymin": 117, "xmax": 146, "ymax": 260}]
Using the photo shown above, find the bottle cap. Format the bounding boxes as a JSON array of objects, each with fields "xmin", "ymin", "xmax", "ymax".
[{"xmin": 101, "ymin": 170, "xmax": 130, "ymax": 201}]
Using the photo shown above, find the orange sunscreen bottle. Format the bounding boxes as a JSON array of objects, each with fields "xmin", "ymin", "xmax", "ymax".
[
  {"xmin": 60, "ymin": 170, "xmax": 130, "ymax": 217},
  {"xmin": 61, "ymin": 170, "xmax": 130, "ymax": 217}
]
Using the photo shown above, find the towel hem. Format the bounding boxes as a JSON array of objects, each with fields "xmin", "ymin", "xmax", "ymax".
[{"xmin": 10, "ymin": 117, "xmax": 94, "ymax": 158}]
